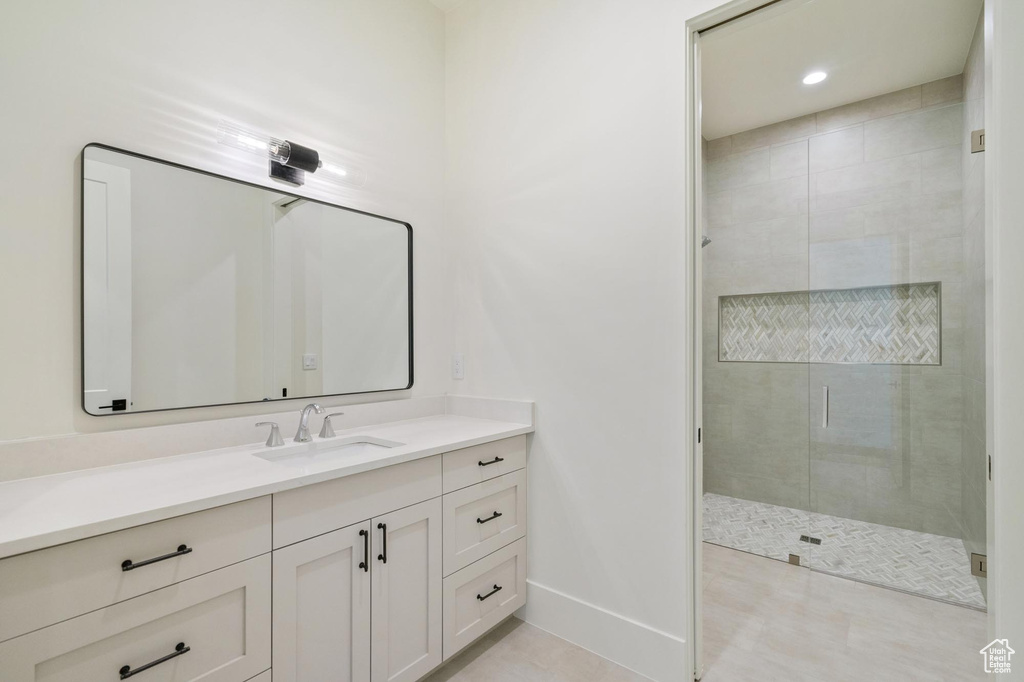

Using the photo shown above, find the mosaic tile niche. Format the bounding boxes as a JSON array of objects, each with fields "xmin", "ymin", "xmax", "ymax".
[{"xmin": 719, "ymin": 282, "xmax": 941, "ymax": 365}]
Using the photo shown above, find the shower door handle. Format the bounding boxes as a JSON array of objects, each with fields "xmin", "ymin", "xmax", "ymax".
[{"xmin": 822, "ymin": 386, "xmax": 829, "ymax": 429}]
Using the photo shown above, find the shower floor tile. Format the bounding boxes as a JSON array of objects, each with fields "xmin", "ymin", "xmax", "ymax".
[{"xmin": 702, "ymin": 493, "xmax": 986, "ymax": 610}]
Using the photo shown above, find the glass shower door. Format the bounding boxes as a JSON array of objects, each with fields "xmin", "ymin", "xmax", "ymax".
[
  {"xmin": 700, "ymin": 131, "xmax": 813, "ymax": 568},
  {"xmin": 802, "ymin": 103, "xmax": 984, "ymax": 607}
]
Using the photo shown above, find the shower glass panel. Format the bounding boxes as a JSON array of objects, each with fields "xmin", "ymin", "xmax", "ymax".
[
  {"xmin": 700, "ymin": 134, "xmax": 813, "ymax": 567},
  {"xmin": 803, "ymin": 97, "xmax": 985, "ymax": 608}
]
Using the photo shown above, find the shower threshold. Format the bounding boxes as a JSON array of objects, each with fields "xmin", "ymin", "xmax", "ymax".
[{"xmin": 702, "ymin": 492, "xmax": 985, "ymax": 610}]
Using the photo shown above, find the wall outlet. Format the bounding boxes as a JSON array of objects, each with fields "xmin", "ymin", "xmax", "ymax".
[
  {"xmin": 452, "ymin": 353, "xmax": 465, "ymax": 380},
  {"xmin": 302, "ymin": 354, "xmax": 318, "ymax": 371}
]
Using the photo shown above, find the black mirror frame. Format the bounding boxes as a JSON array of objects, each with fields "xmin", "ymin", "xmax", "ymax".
[{"xmin": 80, "ymin": 142, "xmax": 413, "ymax": 417}]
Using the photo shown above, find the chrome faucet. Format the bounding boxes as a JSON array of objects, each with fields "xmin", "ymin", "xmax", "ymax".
[{"xmin": 295, "ymin": 403, "xmax": 324, "ymax": 442}]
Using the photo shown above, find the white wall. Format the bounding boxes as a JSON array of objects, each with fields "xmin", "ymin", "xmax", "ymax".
[
  {"xmin": 444, "ymin": 1, "xmax": 717, "ymax": 678},
  {"xmin": 0, "ymin": 0, "xmax": 448, "ymax": 442}
]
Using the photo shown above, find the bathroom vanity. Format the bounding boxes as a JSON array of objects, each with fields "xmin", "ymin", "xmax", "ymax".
[
  {"xmin": 0, "ymin": 406, "xmax": 532, "ymax": 681},
  {"xmin": 0, "ymin": 144, "xmax": 538, "ymax": 680}
]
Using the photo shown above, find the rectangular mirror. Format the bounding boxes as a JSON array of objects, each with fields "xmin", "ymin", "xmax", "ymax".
[{"xmin": 82, "ymin": 144, "xmax": 412, "ymax": 416}]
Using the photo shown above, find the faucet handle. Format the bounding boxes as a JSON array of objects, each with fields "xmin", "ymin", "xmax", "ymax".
[
  {"xmin": 256, "ymin": 422, "xmax": 285, "ymax": 447},
  {"xmin": 319, "ymin": 412, "xmax": 345, "ymax": 439}
]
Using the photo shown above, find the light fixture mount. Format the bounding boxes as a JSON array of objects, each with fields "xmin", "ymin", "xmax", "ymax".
[
  {"xmin": 269, "ymin": 160, "xmax": 305, "ymax": 186},
  {"xmin": 216, "ymin": 120, "xmax": 367, "ymax": 188}
]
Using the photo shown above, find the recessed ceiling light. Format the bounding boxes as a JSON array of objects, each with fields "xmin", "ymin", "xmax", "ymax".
[{"xmin": 803, "ymin": 71, "xmax": 828, "ymax": 85}]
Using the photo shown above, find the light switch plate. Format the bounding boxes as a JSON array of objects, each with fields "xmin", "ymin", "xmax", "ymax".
[
  {"xmin": 302, "ymin": 354, "xmax": 318, "ymax": 371},
  {"xmin": 452, "ymin": 353, "xmax": 465, "ymax": 380}
]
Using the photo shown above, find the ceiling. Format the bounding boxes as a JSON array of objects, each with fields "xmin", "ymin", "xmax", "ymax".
[{"xmin": 700, "ymin": 0, "xmax": 983, "ymax": 140}]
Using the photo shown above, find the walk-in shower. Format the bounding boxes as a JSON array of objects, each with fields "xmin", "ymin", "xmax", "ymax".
[{"xmin": 699, "ymin": 10, "xmax": 987, "ymax": 610}]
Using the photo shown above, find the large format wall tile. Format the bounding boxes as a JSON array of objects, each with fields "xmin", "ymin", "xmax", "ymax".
[
  {"xmin": 809, "ymin": 126, "xmax": 864, "ymax": 173},
  {"xmin": 816, "ymin": 85, "xmax": 922, "ymax": 133},
  {"xmin": 864, "ymin": 104, "xmax": 962, "ymax": 161},
  {"xmin": 770, "ymin": 140, "xmax": 809, "ymax": 180},
  {"xmin": 706, "ymin": 146, "xmax": 770, "ymax": 193},
  {"xmin": 922, "ymin": 74, "xmax": 964, "ymax": 108}
]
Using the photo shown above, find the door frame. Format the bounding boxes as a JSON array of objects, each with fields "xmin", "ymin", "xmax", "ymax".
[
  {"xmin": 684, "ymin": 5, "xmax": 802, "ymax": 677},
  {"xmin": 685, "ymin": 0, "xmax": 1004, "ymax": 678}
]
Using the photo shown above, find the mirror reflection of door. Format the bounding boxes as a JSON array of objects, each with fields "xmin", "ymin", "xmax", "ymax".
[{"xmin": 82, "ymin": 159, "xmax": 132, "ymax": 414}]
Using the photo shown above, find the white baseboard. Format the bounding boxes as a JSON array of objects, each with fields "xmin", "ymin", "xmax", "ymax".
[{"xmin": 517, "ymin": 580, "xmax": 689, "ymax": 682}]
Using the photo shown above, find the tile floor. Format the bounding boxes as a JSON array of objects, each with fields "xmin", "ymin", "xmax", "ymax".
[
  {"xmin": 426, "ymin": 544, "xmax": 989, "ymax": 681},
  {"xmin": 425, "ymin": 617, "xmax": 647, "ymax": 681},
  {"xmin": 703, "ymin": 492, "xmax": 986, "ymax": 608},
  {"xmin": 701, "ymin": 542, "xmax": 990, "ymax": 681}
]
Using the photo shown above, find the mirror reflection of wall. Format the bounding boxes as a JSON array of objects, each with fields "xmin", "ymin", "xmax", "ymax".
[{"xmin": 82, "ymin": 146, "xmax": 411, "ymax": 416}]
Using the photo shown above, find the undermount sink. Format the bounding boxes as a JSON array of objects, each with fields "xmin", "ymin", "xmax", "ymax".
[{"xmin": 253, "ymin": 435, "xmax": 404, "ymax": 466}]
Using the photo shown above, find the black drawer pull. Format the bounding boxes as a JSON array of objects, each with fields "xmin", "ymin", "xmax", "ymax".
[
  {"xmin": 377, "ymin": 523, "xmax": 387, "ymax": 564},
  {"xmin": 121, "ymin": 545, "xmax": 192, "ymax": 571},
  {"xmin": 477, "ymin": 511, "xmax": 503, "ymax": 524},
  {"xmin": 359, "ymin": 529, "xmax": 369, "ymax": 572},
  {"xmin": 478, "ymin": 456, "xmax": 505, "ymax": 467},
  {"xmin": 119, "ymin": 642, "xmax": 190, "ymax": 679},
  {"xmin": 477, "ymin": 584, "xmax": 503, "ymax": 601}
]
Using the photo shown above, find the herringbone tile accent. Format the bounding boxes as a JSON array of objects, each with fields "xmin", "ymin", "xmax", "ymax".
[
  {"xmin": 703, "ymin": 492, "xmax": 985, "ymax": 609},
  {"xmin": 719, "ymin": 282, "xmax": 941, "ymax": 365}
]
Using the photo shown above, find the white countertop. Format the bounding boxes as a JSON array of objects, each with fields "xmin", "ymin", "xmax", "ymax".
[{"xmin": 0, "ymin": 414, "xmax": 532, "ymax": 560}]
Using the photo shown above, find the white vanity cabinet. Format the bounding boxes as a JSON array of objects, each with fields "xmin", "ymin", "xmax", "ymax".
[{"xmin": 0, "ymin": 433, "xmax": 528, "ymax": 682}]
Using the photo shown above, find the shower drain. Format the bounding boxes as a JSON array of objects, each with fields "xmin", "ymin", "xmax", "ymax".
[{"xmin": 799, "ymin": 535, "xmax": 822, "ymax": 545}]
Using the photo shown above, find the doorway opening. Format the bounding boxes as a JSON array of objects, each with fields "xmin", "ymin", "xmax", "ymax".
[{"xmin": 689, "ymin": 0, "xmax": 990, "ymax": 678}]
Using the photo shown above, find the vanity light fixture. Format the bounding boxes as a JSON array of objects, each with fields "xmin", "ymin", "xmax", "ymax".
[
  {"xmin": 802, "ymin": 71, "xmax": 828, "ymax": 85},
  {"xmin": 216, "ymin": 120, "xmax": 366, "ymax": 188}
]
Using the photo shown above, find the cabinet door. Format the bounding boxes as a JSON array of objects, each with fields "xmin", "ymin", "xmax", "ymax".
[
  {"xmin": 370, "ymin": 498, "xmax": 442, "ymax": 682},
  {"xmin": 273, "ymin": 522, "xmax": 371, "ymax": 682}
]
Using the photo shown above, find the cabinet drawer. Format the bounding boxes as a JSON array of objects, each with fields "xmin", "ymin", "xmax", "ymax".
[
  {"xmin": 442, "ymin": 538, "xmax": 527, "ymax": 660},
  {"xmin": 273, "ymin": 456, "xmax": 441, "ymax": 549},
  {"xmin": 443, "ymin": 470, "xmax": 526, "ymax": 576},
  {"xmin": 442, "ymin": 436, "xmax": 526, "ymax": 494},
  {"xmin": 247, "ymin": 671, "xmax": 271, "ymax": 682},
  {"xmin": 0, "ymin": 496, "xmax": 271, "ymax": 642},
  {"xmin": 0, "ymin": 554, "xmax": 271, "ymax": 682}
]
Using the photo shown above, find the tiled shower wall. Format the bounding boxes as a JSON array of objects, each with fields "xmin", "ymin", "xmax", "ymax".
[
  {"xmin": 960, "ymin": 17, "xmax": 986, "ymax": 594},
  {"xmin": 703, "ymin": 75, "xmax": 967, "ymax": 537}
]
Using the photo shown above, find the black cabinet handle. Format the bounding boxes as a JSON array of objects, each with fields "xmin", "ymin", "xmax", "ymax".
[
  {"xmin": 119, "ymin": 642, "xmax": 190, "ymax": 679},
  {"xmin": 477, "ymin": 584, "xmax": 503, "ymax": 601},
  {"xmin": 121, "ymin": 545, "xmax": 192, "ymax": 572},
  {"xmin": 478, "ymin": 456, "xmax": 505, "ymax": 467},
  {"xmin": 359, "ymin": 529, "xmax": 369, "ymax": 572},
  {"xmin": 477, "ymin": 511, "xmax": 503, "ymax": 524},
  {"xmin": 377, "ymin": 523, "xmax": 387, "ymax": 563}
]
